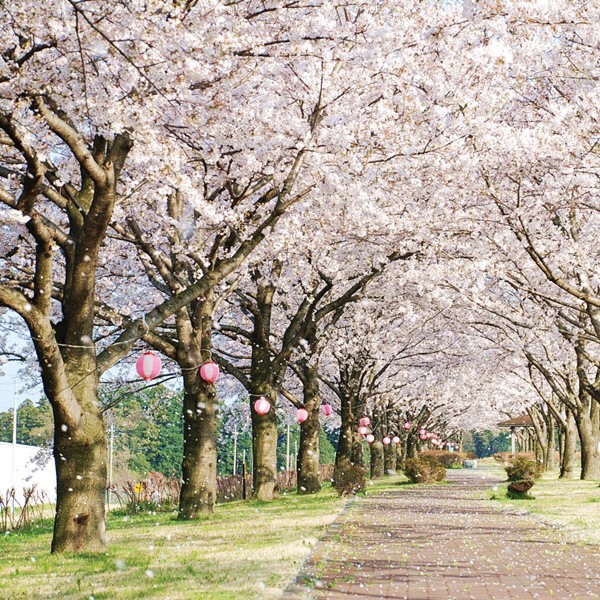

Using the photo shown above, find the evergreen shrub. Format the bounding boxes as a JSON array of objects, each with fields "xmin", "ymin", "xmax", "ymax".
[
  {"xmin": 503, "ymin": 456, "xmax": 543, "ymax": 482},
  {"xmin": 332, "ymin": 463, "xmax": 366, "ymax": 496},
  {"xmin": 403, "ymin": 455, "xmax": 446, "ymax": 483},
  {"xmin": 419, "ymin": 450, "xmax": 465, "ymax": 468}
]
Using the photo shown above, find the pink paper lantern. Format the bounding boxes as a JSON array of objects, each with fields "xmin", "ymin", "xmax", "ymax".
[
  {"xmin": 297, "ymin": 408, "xmax": 309, "ymax": 423},
  {"xmin": 136, "ymin": 351, "xmax": 162, "ymax": 381},
  {"xmin": 403, "ymin": 422, "xmax": 412, "ymax": 430},
  {"xmin": 419, "ymin": 428, "xmax": 426, "ymax": 435},
  {"xmin": 366, "ymin": 434, "xmax": 375, "ymax": 444},
  {"xmin": 358, "ymin": 426, "xmax": 368, "ymax": 436},
  {"xmin": 322, "ymin": 403, "xmax": 333, "ymax": 416},
  {"xmin": 392, "ymin": 436, "xmax": 400, "ymax": 444},
  {"xmin": 199, "ymin": 361, "xmax": 220, "ymax": 383},
  {"xmin": 360, "ymin": 416, "xmax": 371, "ymax": 427},
  {"xmin": 419, "ymin": 434, "xmax": 427, "ymax": 441},
  {"xmin": 254, "ymin": 397, "xmax": 270, "ymax": 416},
  {"xmin": 382, "ymin": 436, "xmax": 391, "ymax": 445}
]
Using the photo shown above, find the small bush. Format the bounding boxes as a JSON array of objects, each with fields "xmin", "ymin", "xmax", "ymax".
[
  {"xmin": 403, "ymin": 456, "xmax": 446, "ymax": 484},
  {"xmin": 493, "ymin": 451, "xmax": 536, "ymax": 465},
  {"xmin": 419, "ymin": 450, "xmax": 465, "ymax": 468},
  {"xmin": 332, "ymin": 463, "xmax": 366, "ymax": 496},
  {"xmin": 504, "ymin": 456, "xmax": 543, "ymax": 482},
  {"xmin": 462, "ymin": 459, "xmax": 477, "ymax": 469}
]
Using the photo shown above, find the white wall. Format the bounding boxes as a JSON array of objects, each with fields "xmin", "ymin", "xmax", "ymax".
[{"xmin": 0, "ymin": 442, "xmax": 56, "ymax": 505}]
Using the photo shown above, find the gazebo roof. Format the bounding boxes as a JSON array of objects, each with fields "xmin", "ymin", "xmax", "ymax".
[{"xmin": 496, "ymin": 415, "xmax": 535, "ymax": 428}]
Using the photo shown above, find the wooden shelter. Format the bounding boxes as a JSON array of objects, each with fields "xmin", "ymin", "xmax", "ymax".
[{"xmin": 497, "ymin": 415, "xmax": 535, "ymax": 454}]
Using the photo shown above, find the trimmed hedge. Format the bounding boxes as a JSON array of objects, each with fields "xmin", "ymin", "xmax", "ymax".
[
  {"xmin": 419, "ymin": 450, "xmax": 465, "ymax": 468},
  {"xmin": 403, "ymin": 455, "xmax": 446, "ymax": 483}
]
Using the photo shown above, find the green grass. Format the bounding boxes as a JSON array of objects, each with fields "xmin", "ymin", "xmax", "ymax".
[
  {"xmin": 488, "ymin": 470, "xmax": 600, "ymax": 545},
  {"xmin": 0, "ymin": 485, "xmax": 348, "ymax": 599}
]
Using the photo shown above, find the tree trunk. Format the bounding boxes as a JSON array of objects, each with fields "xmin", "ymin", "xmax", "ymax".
[
  {"xmin": 559, "ymin": 410, "xmax": 577, "ymax": 479},
  {"xmin": 251, "ymin": 391, "xmax": 278, "ymax": 500},
  {"xmin": 577, "ymin": 413, "xmax": 600, "ymax": 480},
  {"xmin": 51, "ymin": 399, "xmax": 107, "ymax": 553},
  {"xmin": 545, "ymin": 418, "xmax": 557, "ymax": 471},
  {"xmin": 370, "ymin": 440, "xmax": 384, "ymax": 478},
  {"xmin": 406, "ymin": 432, "xmax": 418, "ymax": 459},
  {"xmin": 179, "ymin": 379, "xmax": 217, "ymax": 518},
  {"xmin": 395, "ymin": 439, "xmax": 406, "ymax": 471},
  {"xmin": 335, "ymin": 393, "xmax": 362, "ymax": 470},
  {"xmin": 297, "ymin": 364, "xmax": 321, "ymax": 494},
  {"xmin": 177, "ymin": 294, "xmax": 218, "ymax": 518},
  {"xmin": 384, "ymin": 442, "xmax": 396, "ymax": 474},
  {"xmin": 297, "ymin": 410, "xmax": 321, "ymax": 494}
]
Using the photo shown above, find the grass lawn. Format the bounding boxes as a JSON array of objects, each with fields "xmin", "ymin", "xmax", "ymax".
[
  {"xmin": 488, "ymin": 469, "xmax": 600, "ymax": 545},
  {"xmin": 0, "ymin": 486, "xmax": 348, "ymax": 599}
]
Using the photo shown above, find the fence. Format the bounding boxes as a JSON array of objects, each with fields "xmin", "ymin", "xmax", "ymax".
[{"xmin": 115, "ymin": 464, "xmax": 336, "ymax": 510}]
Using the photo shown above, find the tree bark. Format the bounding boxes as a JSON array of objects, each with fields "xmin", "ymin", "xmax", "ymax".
[
  {"xmin": 50, "ymin": 380, "xmax": 107, "ymax": 553},
  {"xmin": 177, "ymin": 294, "xmax": 218, "ymax": 518},
  {"xmin": 178, "ymin": 375, "xmax": 217, "ymax": 518},
  {"xmin": 297, "ymin": 364, "xmax": 321, "ymax": 494},
  {"xmin": 384, "ymin": 441, "xmax": 396, "ymax": 474},
  {"xmin": 335, "ymin": 391, "xmax": 363, "ymax": 470},
  {"xmin": 369, "ymin": 440, "xmax": 384, "ymax": 478},
  {"xmin": 545, "ymin": 417, "xmax": 557, "ymax": 471},
  {"xmin": 406, "ymin": 432, "xmax": 418, "ymax": 459},
  {"xmin": 576, "ymin": 408, "xmax": 600, "ymax": 480},
  {"xmin": 251, "ymin": 390, "xmax": 279, "ymax": 500},
  {"xmin": 559, "ymin": 410, "xmax": 577, "ymax": 479}
]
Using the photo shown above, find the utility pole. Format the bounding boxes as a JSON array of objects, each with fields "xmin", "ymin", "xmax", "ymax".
[
  {"xmin": 233, "ymin": 431, "xmax": 238, "ymax": 476},
  {"xmin": 11, "ymin": 380, "xmax": 17, "ymax": 515},
  {"xmin": 286, "ymin": 423, "xmax": 290, "ymax": 472},
  {"xmin": 107, "ymin": 413, "xmax": 115, "ymax": 508}
]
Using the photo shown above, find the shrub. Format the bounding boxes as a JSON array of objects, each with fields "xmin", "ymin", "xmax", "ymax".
[
  {"xmin": 332, "ymin": 463, "xmax": 366, "ymax": 496},
  {"xmin": 504, "ymin": 456, "xmax": 543, "ymax": 482},
  {"xmin": 403, "ymin": 456, "xmax": 446, "ymax": 484},
  {"xmin": 419, "ymin": 450, "xmax": 465, "ymax": 468},
  {"xmin": 493, "ymin": 451, "xmax": 536, "ymax": 465}
]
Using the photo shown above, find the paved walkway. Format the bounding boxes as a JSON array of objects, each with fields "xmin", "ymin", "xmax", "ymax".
[{"xmin": 283, "ymin": 470, "xmax": 600, "ymax": 599}]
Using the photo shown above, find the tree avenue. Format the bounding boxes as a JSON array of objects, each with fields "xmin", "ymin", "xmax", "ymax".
[{"xmin": 1, "ymin": 0, "xmax": 600, "ymax": 555}]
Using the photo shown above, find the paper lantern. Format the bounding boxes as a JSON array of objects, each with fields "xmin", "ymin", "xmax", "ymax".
[
  {"xmin": 382, "ymin": 436, "xmax": 391, "ymax": 445},
  {"xmin": 358, "ymin": 426, "xmax": 368, "ymax": 436},
  {"xmin": 321, "ymin": 403, "xmax": 333, "ymax": 416},
  {"xmin": 419, "ymin": 428, "xmax": 426, "ymax": 435},
  {"xmin": 366, "ymin": 434, "xmax": 375, "ymax": 443},
  {"xmin": 419, "ymin": 434, "xmax": 427, "ymax": 441},
  {"xmin": 392, "ymin": 436, "xmax": 400, "ymax": 444},
  {"xmin": 254, "ymin": 397, "xmax": 270, "ymax": 415},
  {"xmin": 360, "ymin": 416, "xmax": 371, "ymax": 427},
  {"xmin": 136, "ymin": 352, "xmax": 161, "ymax": 381},
  {"xmin": 403, "ymin": 422, "xmax": 412, "ymax": 430},
  {"xmin": 199, "ymin": 361, "xmax": 220, "ymax": 383},
  {"xmin": 297, "ymin": 408, "xmax": 309, "ymax": 423}
]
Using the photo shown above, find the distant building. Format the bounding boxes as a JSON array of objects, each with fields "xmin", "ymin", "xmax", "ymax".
[{"xmin": 0, "ymin": 441, "xmax": 56, "ymax": 505}]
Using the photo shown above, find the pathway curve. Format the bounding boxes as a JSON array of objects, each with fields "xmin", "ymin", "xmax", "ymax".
[{"xmin": 283, "ymin": 469, "xmax": 600, "ymax": 599}]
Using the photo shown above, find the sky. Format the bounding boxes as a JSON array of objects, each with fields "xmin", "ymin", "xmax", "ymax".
[{"xmin": 0, "ymin": 361, "xmax": 42, "ymax": 412}]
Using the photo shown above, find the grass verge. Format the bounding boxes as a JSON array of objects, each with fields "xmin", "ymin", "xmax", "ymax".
[
  {"xmin": 0, "ymin": 485, "xmax": 347, "ymax": 599},
  {"xmin": 488, "ymin": 470, "xmax": 600, "ymax": 545}
]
